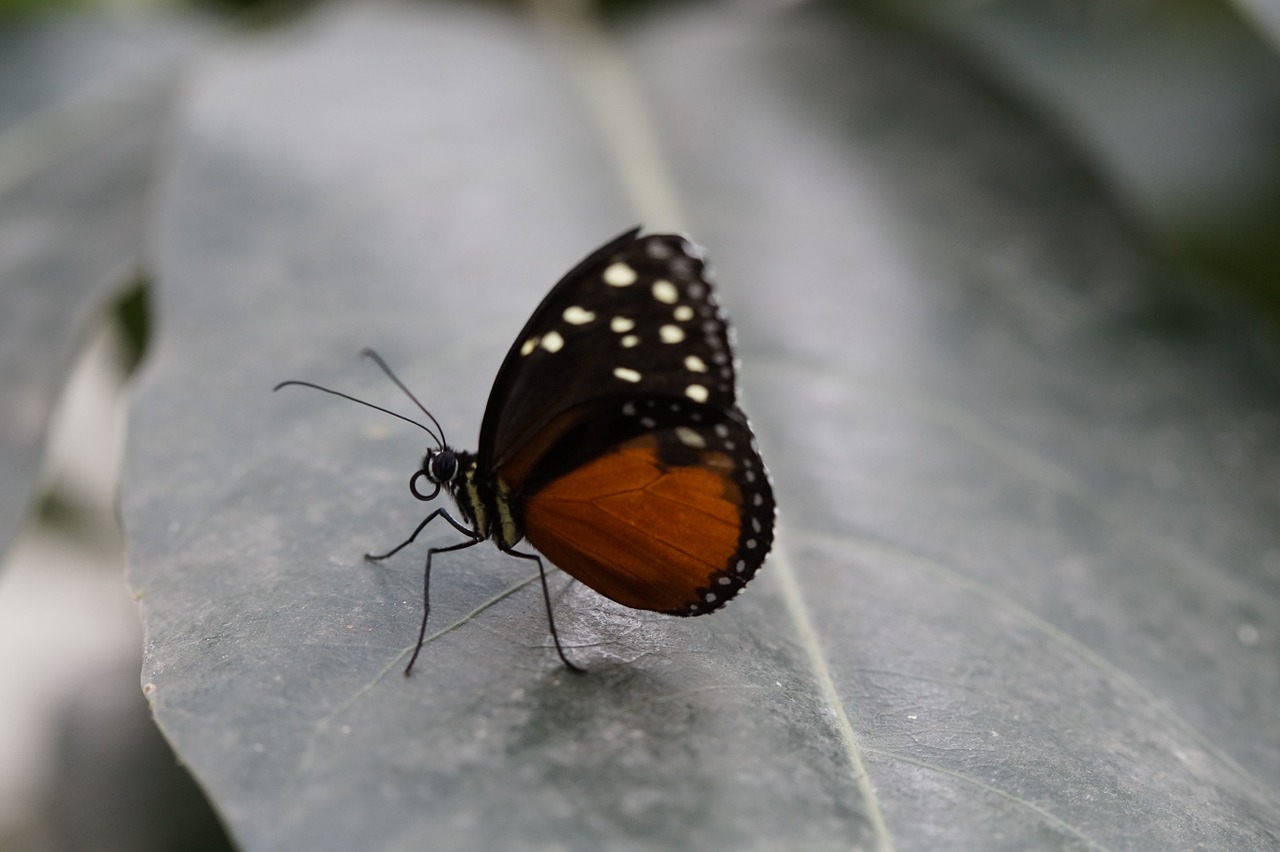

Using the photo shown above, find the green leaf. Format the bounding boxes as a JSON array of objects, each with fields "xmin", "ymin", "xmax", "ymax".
[{"xmin": 123, "ymin": 3, "xmax": 1280, "ymax": 849}]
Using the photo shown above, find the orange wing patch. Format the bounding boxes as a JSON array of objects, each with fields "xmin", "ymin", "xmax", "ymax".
[{"xmin": 522, "ymin": 435, "xmax": 743, "ymax": 613}]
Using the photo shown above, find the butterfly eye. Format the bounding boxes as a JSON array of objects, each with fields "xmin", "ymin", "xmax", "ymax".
[{"xmin": 429, "ymin": 449, "xmax": 459, "ymax": 483}]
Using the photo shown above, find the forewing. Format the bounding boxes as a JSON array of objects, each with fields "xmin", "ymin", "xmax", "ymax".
[{"xmin": 478, "ymin": 228, "xmax": 740, "ymax": 476}]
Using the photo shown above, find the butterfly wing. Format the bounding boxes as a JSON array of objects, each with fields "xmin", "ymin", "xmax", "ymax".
[
  {"xmin": 522, "ymin": 414, "xmax": 773, "ymax": 615},
  {"xmin": 481, "ymin": 229, "xmax": 774, "ymax": 614},
  {"xmin": 478, "ymin": 228, "xmax": 736, "ymax": 470}
]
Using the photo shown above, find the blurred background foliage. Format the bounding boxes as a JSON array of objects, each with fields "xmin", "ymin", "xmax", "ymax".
[
  {"xmin": 8, "ymin": 0, "xmax": 1275, "ymax": 317},
  {"xmin": 1, "ymin": 0, "xmax": 1277, "ymax": 850},
  {"xmin": 876, "ymin": 0, "xmax": 1280, "ymax": 328},
  {"xmin": 1, "ymin": 2, "xmax": 1276, "ymax": 305}
]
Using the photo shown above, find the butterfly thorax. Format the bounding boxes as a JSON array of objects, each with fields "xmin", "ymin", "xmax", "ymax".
[{"xmin": 425, "ymin": 448, "xmax": 523, "ymax": 549}]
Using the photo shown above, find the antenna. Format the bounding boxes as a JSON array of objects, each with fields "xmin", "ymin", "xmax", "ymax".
[
  {"xmin": 359, "ymin": 349, "xmax": 448, "ymax": 447},
  {"xmin": 274, "ymin": 352, "xmax": 446, "ymax": 447}
]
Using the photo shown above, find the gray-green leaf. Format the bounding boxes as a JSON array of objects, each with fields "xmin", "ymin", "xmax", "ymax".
[{"xmin": 123, "ymin": 4, "xmax": 1280, "ymax": 850}]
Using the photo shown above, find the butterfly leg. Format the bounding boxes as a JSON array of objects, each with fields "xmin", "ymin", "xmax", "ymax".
[
  {"xmin": 365, "ymin": 507, "xmax": 477, "ymax": 561},
  {"xmin": 404, "ymin": 535, "xmax": 484, "ymax": 676},
  {"xmin": 505, "ymin": 548, "xmax": 585, "ymax": 674}
]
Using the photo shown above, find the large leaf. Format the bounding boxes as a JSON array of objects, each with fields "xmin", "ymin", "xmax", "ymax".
[{"xmin": 124, "ymin": 3, "xmax": 1280, "ymax": 849}]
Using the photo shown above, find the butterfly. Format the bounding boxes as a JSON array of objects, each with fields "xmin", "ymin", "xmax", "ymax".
[{"xmin": 277, "ymin": 228, "xmax": 775, "ymax": 673}]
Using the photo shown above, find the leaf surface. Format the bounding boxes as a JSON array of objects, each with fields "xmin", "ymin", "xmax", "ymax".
[{"xmin": 124, "ymin": 4, "xmax": 1280, "ymax": 850}]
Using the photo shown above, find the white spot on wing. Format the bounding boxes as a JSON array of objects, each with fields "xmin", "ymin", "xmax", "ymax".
[
  {"xmin": 685, "ymin": 384, "xmax": 709, "ymax": 402},
  {"xmin": 611, "ymin": 316, "xmax": 635, "ymax": 333},
  {"xmin": 604, "ymin": 262, "xmax": 637, "ymax": 286},
  {"xmin": 621, "ymin": 335, "xmax": 639, "ymax": 348},
  {"xmin": 652, "ymin": 280, "xmax": 678, "ymax": 304},
  {"xmin": 614, "ymin": 367, "xmax": 642, "ymax": 383},
  {"xmin": 684, "ymin": 355, "xmax": 707, "ymax": 372},
  {"xmin": 563, "ymin": 306, "xmax": 595, "ymax": 325},
  {"xmin": 675, "ymin": 426, "xmax": 706, "ymax": 448},
  {"xmin": 541, "ymin": 330, "xmax": 564, "ymax": 353},
  {"xmin": 520, "ymin": 336, "xmax": 538, "ymax": 356},
  {"xmin": 673, "ymin": 305, "xmax": 694, "ymax": 321},
  {"xmin": 659, "ymin": 325, "xmax": 685, "ymax": 344}
]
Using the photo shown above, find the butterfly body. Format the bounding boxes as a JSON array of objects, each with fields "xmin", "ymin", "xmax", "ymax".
[
  {"xmin": 279, "ymin": 228, "xmax": 775, "ymax": 672},
  {"xmin": 423, "ymin": 448, "xmax": 521, "ymax": 551}
]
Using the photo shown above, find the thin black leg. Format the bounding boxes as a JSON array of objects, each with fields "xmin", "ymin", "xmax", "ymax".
[
  {"xmin": 506, "ymin": 548, "xmax": 585, "ymax": 673},
  {"xmin": 366, "ymin": 507, "xmax": 476, "ymax": 561},
  {"xmin": 404, "ymin": 536, "xmax": 484, "ymax": 676}
]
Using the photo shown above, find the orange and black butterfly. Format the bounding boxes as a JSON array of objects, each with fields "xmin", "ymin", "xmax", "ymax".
[{"xmin": 277, "ymin": 228, "xmax": 775, "ymax": 673}]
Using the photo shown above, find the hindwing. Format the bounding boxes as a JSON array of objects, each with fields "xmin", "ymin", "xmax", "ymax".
[{"xmin": 521, "ymin": 412, "xmax": 773, "ymax": 615}]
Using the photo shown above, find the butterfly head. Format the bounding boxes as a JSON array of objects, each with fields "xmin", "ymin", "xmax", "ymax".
[{"xmin": 411, "ymin": 447, "xmax": 461, "ymax": 501}]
